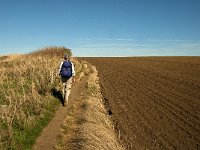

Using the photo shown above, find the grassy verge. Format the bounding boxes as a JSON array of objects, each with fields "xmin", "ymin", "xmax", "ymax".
[
  {"xmin": 13, "ymin": 97, "xmax": 59, "ymax": 150},
  {"xmin": 0, "ymin": 47, "xmax": 72, "ymax": 149},
  {"xmin": 55, "ymin": 103, "xmax": 77, "ymax": 149}
]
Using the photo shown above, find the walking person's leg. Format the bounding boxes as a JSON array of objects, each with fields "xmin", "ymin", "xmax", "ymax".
[
  {"xmin": 60, "ymin": 77, "xmax": 68, "ymax": 106},
  {"xmin": 66, "ymin": 77, "xmax": 72, "ymax": 103},
  {"xmin": 60, "ymin": 77, "xmax": 73, "ymax": 105},
  {"xmin": 63, "ymin": 83, "xmax": 67, "ymax": 103}
]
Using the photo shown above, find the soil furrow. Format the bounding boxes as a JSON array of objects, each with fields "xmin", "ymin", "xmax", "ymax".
[{"xmin": 81, "ymin": 57, "xmax": 200, "ymax": 149}]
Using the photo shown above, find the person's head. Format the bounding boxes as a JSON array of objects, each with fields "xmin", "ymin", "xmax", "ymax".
[{"xmin": 64, "ymin": 54, "xmax": 69, "ymax": 60}]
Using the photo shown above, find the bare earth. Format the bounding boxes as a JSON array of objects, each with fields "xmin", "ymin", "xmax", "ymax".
[
  {"xmin": 32, "ymin": 76, "xmax": 87, "ymax": 150},
  {"xmin": 81, "ymin": 57, "xmax": 200, "ymax": 150}
]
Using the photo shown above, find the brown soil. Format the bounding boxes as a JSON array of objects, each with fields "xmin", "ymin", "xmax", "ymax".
[
  {"xmin": 32, "ymin": 75, "xmax": 88, "ymax": 150},
  {"xmin": 81, "ymin": 57, "xmax": 200, "ymax": 150}
]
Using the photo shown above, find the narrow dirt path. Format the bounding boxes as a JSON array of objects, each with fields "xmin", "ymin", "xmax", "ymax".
[
  {"xmin": 54, "ymin": 63, "xmax": 124, "ymax": 150},
  {"xmin": 32, "ymin": 76, "xmax": 87, "ymax": 150},
  {"xmin": 33, "ymin": 62, "xmax": 123, "ymax": 150}
]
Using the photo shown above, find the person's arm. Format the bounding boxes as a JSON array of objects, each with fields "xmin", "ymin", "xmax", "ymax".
[
  {"xmin": 71, "ymin": 62, "xmax": 75, "ymax": 77},
  {"xmin": 58, "ymin": 61, "xmax": 63, "ymax": 75}
]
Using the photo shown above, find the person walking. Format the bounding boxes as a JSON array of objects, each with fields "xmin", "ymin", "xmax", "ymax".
[{"xmin": 58, "ymin": 54, "xmax": 75, "ymax": 106}]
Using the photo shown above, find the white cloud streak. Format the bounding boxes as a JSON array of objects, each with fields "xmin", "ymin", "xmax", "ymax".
[{"xmin": 71, "ymin": 38, "xmax": 200, "ymax": 56}]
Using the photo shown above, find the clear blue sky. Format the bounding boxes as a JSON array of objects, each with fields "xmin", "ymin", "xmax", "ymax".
[{"xmin": 0, "ymin": 0, "xmax": 200, "ymax": 56}]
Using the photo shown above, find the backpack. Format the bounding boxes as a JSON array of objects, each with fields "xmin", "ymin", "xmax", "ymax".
[{"xmin": 60, "ymin": 61, "xmax": 72, "ymax": 78}]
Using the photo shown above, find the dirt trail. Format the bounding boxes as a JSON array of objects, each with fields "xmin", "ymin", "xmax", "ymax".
[
  {"xmin": 32, "ymin": 76, "xmax": 87, "ymax": 150},
  {"xmin": 33, "ymin": 62, "xmax": 123, "ymax": 150},
  {"xmin": 55, "ymin": 63, "xmax": 124, "ymax": 150}
]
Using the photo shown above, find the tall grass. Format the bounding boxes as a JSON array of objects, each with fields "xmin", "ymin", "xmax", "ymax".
[{"xmin": 0, "ymin": 47, "xmax": 71, "ymax": 149}]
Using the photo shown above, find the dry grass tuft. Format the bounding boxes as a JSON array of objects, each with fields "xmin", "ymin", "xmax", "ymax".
[
  {"xmin": 0, "ymin": 54, "xmax": 21, "ymax": 63},
  {"xmin": 83, "ymin": 65, "xmax": 124, "ymax": 150},
  {"xmin": 0, "ymin": 47, "xmax": 72, "ymax": 149}
]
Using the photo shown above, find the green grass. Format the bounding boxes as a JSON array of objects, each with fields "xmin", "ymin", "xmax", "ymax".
[{"xmin": 13, "ymin": 98, "xmax": 59, "ymax": 150}]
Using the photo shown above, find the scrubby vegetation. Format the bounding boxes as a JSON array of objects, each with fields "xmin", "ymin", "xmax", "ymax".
[{"xmin": 0, "ymin": 47, "xmax": 71, "ymax": 149}]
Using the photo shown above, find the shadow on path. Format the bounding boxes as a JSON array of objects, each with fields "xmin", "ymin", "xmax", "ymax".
[{"xmin": 51, "ymin": 88, "xmax": 64, "ymax": 106}]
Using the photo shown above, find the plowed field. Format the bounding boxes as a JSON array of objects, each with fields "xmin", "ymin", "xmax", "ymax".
[{"xmin": 81, "ymin": 57, "xmax": 200, "ymax": 150}]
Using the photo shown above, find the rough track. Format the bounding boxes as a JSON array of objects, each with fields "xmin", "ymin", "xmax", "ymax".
[
  {"xmin": 33, "ymin": 62, "xmax": 123, "ymax": 150},
  {"xmin": 81, "ymin": 57, "xmax": 200, "ymax": 150},
  {"xmin": 32, "ymin": 75, "xmax": 88, "ymax": 150}
]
